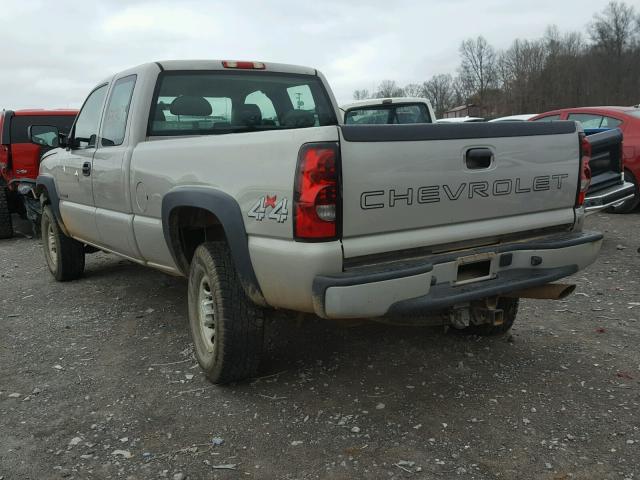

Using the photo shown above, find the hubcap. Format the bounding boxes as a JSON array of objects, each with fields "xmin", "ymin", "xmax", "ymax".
[
  {"xmin": 198, "ymin": 276, "xmax": 216, "ymax": 354},
  {"xmin": 47, "ymin": 223, "xmax": 57, "ymax": 269}
]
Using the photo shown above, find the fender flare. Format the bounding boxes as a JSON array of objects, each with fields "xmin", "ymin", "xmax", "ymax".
[
  {"xmin": 36, "ymin": 174, "xmax": 70, "ymax": 236},
  {"xmin": 161, "ymin": 186, "xmax": 266, "ymax": 306}
]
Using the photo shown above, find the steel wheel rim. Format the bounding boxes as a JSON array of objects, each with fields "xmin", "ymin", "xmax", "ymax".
[
  {"xmin": 47, "ymin": 223, "xmax": 57, "ymax": 269},
  {"xmin": 198, "ymin": 275, "xmax": 216, "ymax": 354}
]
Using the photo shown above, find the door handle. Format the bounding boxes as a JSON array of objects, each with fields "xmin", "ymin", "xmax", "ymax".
[
  {"xmin": 465, "ymin": 148, "xmax": 493, "ymax": 169},
  {"xmin": 82, "ymin": 162, "xmax": 91, "ymax": 176}
]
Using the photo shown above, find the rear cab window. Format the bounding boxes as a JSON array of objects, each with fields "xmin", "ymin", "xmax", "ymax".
[
  {"xmin": 344, "ymin": 103, "xmax": 431, "ymax": 125},
  {"xmin": 148, "ymin": 71, "xmax": 337, "ymax": 136}
]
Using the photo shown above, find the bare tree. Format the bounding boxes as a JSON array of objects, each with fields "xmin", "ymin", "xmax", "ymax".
[
  {"xmin": 587, "ymin": 1, "xmax": 640, "ymax": 102},
  {"xmin": 353, "ymin": 89, "xmax": 370, "ymax": 100},
  {"xmin": 498, "ymin": 39, "xmax": 547, "ymax": 114},
  {"xmin": 423, "ymin": 74, "xmax": 454, "ymax": 118},
  {"xmin": 452, "ymin": 75, "xmax": 473, "ymax": 107},
  {"xmin": 349, "ymin": 2, "xmax": 640, "ymax": 117},
  {"xmin": 589, "ymin": 1, "xmax": 638, "ymax": 57},
  {"xmin": 374, "ymin": 80, "xmax": 404, "ymax": 98},
  {"xmin": 402, "ymin": 83, "xmax": 424, "ymax": 98},
  {"xmin": 459, "ymin": 36, "xmax": 497, "ymax": 104}
]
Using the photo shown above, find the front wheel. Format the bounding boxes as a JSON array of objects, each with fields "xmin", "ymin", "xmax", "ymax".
[
  {"xmin": 41, "ymin": 205, "xmax": 85, "ymax": 281},
  {"xmin": 608, "ymin": 170, "xmax": 639, "ymax": 214},
  {"xmin": 188, "ymin": 241, "xmax": 264, "ymax": 384}
]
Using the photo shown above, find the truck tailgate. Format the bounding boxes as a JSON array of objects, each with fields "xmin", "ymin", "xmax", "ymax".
[
  {"xmin": 339, "ymin": 122, "xmax": 580, "ymax": 258},
  {"xmin": 585, "ymin": 128, "xmax": 623, "ymax": 192}
]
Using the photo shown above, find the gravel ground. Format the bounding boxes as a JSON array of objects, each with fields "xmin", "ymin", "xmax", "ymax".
[{"xmin": 1, "ymin": 213, "xmax": 639, "ymax": 480}]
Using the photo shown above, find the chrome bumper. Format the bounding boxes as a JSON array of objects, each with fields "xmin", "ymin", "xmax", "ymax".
[{"xmin": 584, "ymin": 181, "xmax": 635, "ymax": 214}]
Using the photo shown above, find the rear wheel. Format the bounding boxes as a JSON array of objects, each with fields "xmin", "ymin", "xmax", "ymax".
[
  {"xmin": 41, "ymin": 205, "xmax": 85, "ymax": 281},
  {"xmin": 188, "ymin": 241, "xmax": 264, "ymax": 384},
  {"xmin": 608, "ymin": 170, "xmax": 639, "ymax": 214},
  {"xmin": 452, "ymin": 297, "xmax": 519, "ymax": 336},
  {"xmin": 0, "ymin": 185, "xmax": 13, "ymax": 239}
]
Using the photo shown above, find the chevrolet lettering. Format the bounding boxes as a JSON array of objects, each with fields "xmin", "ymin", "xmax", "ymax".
[{"xmin": 361, "ymin": 174, "xmax": 570, "ymax": 209}]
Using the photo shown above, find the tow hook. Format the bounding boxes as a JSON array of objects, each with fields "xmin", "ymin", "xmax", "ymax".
[
  {"xmin": 472, "ymin": 296, "xmax": 504, "ymax": 326},
  {"xmin": 449, "ymin": 307, "xmax": 471, "ymax": 329},
  {"xmin": 450, "ymin": 297, "xmax": 504, "ymax": 329}
]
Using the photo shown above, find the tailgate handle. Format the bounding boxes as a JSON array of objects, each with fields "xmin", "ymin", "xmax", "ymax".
[{"xmin": 465, "ymin": 148, "xmax": 493, "ymax": 169}]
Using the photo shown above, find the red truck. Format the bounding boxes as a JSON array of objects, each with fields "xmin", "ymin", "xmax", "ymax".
[{"xmin": 0, "ymin": 109, "xmax": 77, "ymax": 237}]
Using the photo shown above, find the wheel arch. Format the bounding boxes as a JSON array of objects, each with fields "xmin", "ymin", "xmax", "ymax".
[
  {"xmin": 35, "ymin": 174, "xmax": 70, "ymax": 236},
  {"xmin": 161, "ymin": 186, "xmax": 266, "ymax": 306}
]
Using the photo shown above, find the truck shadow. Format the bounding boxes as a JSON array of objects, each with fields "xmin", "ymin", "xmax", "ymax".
[{"xmin": 75, "ymin": 244, "xmax": 522, "ymax": 387}]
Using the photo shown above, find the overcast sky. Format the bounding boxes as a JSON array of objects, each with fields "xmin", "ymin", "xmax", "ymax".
[{"xmin": 0, "ymin": 0, "xmax": 612, "ymax": 109}]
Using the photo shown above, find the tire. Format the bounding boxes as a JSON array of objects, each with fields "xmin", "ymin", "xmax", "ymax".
[
  {"xmin": 188, "ymin": 241, "xmax": 265, "ymax": 384},
  {"xmin": 452, "ymin": 297, "xmax": 519, "ymax": 336},
  {"xmin": 41, "ymin": 205, "xmax": 85, "ymax": 281},
  {"xmin": 608, "ymin": 170, "xmax": 639, "ymax": 214},
  {"xmin": 31, "ymin": 215, "xmax": 42, "ymax": 239},
  {"xmin": 0, "ymin": 185, "xmax": 13, "ymax": 239}
]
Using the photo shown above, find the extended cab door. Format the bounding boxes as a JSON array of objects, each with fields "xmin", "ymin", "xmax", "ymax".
[
  {"xmin": 92, "ymin": 75, "xmax": 142, "ymax": 260},
  {"xmin": 56, "ymin": 84, "xmax": 108, "ymax": 244}
]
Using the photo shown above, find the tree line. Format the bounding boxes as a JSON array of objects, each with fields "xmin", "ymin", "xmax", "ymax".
[{"xmin": 352, "ymin": 1, "xmax": 640, "ymax": 118}]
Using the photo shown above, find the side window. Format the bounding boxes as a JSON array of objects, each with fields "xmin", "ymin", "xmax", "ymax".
[
  {"xmin": 73, "ymin": 85, "xmax": 108, "ymax": 148},
  {"xmin": 101, "ymin": 75, "xmax": 136, "ymax": 147},
  {"xmin": 245, "ymin": 91, "xmax": 277, "ymax": 125},
  {"xmin": 601, "ymin": 116, "xmax": 622, "ymax": 128},
  {"xmin": 287, "ymin": 85, "xmax": 316, "ymax": 111},
  {"xmin": 533, "ymin": 114, "xmax": 561, "ymax": 122},
  {"xmin": 567, "ymin": 113, "xmax": 603, "ymax": 129}
]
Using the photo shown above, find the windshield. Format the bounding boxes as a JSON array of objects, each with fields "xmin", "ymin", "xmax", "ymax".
[
  {"xmin": 344, "ymin": 103, "xmax": 431, "ymax": 125},
  {"xmin": 149, "ymin": 71, "xmax": 337, "ymax": 136}
]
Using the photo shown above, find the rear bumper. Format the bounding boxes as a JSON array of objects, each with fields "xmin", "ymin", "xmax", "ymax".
[
  {"xmin": 312, "ymin": 231, "xmax": 603, "ymax": 319},
  {"xmin": 584, "ymin": 181, "xmax": 635, "ymax": 214}
]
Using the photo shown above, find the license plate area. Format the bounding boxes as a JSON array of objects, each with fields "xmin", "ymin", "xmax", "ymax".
[{"xmin": 455, "ymin": 253, "xmax": 495, "ymax": 285}]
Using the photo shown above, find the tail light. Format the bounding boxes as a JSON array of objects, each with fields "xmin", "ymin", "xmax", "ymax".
[
  {"xmin": 294, "ymin": 143, "xmax": 340, "ymax": 240},
  {"xmin": 577, "ymin": 133, "xmax": 592, "ymax": 207}
]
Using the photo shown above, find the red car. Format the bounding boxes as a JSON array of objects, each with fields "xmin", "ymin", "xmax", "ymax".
[
  {"xmin": 531, "ymin": 106, "xmax": 640, "ymax": 213},
  {"xmin": 0, "ymin": 109, "xmax": 78, "ymax": 237}
]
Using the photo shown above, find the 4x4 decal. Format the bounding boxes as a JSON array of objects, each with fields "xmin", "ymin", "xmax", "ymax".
[{"xmin": 248, "ymin": 195, "xmax": 289, "ymax": 223}]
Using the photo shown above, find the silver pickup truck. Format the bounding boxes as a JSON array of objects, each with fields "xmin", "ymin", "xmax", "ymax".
[{"xmin": 31, "ymin": 60, "xmax": 602, "ymax": 383}]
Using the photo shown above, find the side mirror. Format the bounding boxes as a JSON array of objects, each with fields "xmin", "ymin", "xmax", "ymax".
[
  {"xmin": 28, "ymin": 125, "xmax": 60, "ymax": 148},
  {"xmin": 58, "ymin": 132, "xmax": 68, "ymax": 149}
]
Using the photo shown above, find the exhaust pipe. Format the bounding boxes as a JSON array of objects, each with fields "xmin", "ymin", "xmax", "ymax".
[{"xmin": 504, "ymin": 283, "xmax": 576, "ymax": 300}]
